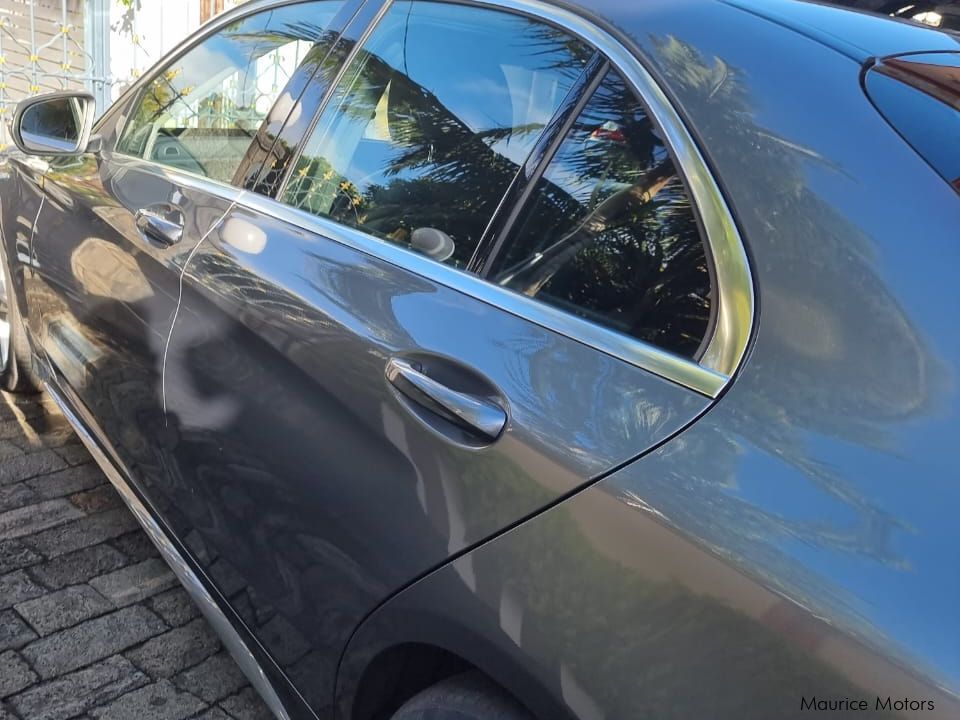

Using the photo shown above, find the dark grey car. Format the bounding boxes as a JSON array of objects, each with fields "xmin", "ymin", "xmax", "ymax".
[{"xmin": 1, "ymin": 0, "xmax": 958, "ymax": 718}]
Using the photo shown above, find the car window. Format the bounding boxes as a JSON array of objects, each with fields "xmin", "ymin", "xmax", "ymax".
[
  {"xmin": 280, "ymin": 0, "xmax": 593, "ymax": 269},
  {"xmin": 115, "ymin": 1, "xmax": 345, "ymax": 184},
  {"xmin": 487, "ymin": 70, "xmax": 714, "ymax": 359}
]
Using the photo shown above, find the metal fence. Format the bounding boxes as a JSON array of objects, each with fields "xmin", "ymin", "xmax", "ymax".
[
  {"xmin": 0, "ymin": 0, "xmax": 244, "ymax": 151},
  {"xmin": 0, "ymin": 0, "xmax": 112, "ymax": 149}
]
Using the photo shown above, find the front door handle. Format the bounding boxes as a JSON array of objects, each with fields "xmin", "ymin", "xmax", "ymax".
[
  {"xmin": 135, "ymin": 205, "xmax": 183, "ymax": 247},
  {"xmin": 385, "ymin": 357, "xmax": 507, "ymax": 441}
]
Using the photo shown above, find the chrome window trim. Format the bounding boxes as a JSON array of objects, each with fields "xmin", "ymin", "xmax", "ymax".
[
  {"xmin": 467, "ymin": 0, "xmax": 754, "ymax": 386},
  {"xmin": 242, "ymin": 194, "xmax": 730, "ymax": 396},
  {"xmin": 102, "ymin": 0, "xmax": 753, "ymax": 399}
]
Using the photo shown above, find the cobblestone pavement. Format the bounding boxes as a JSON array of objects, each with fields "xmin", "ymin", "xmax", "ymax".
[{"xmin": 0, "ymin": 391, "xmax": 273, "ymax": 719}]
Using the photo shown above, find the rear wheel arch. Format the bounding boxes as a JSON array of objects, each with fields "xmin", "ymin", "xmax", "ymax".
[{"xmin": 337, "ymin": 619, "xmax": 574, "ymax": 720}]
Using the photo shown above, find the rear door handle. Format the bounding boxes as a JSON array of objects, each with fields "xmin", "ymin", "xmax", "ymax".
[
  {"xmin": 385, "ymin": 357, "xmax": 506, "ymax": 441},
  {"xmin": 135, "ymin": 205, "xmax": 183, "ymax": 247}
]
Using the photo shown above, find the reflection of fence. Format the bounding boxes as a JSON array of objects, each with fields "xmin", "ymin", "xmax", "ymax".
[{"xmin": 0, "ymin": 0, "xmax": 244, "ymax": 151}]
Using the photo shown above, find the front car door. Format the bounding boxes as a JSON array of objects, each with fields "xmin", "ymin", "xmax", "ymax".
[
  {"xmin": 8, "ymin": 0, "xmax": 353, "ymax": 509},
  {"xmin": 156, "ymin": 1, "xmax": 749, "ymax": 714}
]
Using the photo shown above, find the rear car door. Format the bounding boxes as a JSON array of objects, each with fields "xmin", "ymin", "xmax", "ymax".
[{"xmin": 156, "ymin": 1, "xmax": 748, "ymax": 712}]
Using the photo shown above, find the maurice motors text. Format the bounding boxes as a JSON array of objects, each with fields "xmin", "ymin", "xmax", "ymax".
[{"xmin": 801, "ymin": 697, "xmax": 935, "ymax": 712}]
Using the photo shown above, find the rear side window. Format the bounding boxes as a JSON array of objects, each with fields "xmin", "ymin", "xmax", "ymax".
[
  {"xmin": 486, "ymin": 70, "xmax": 714, "ymax": 359},
  {"xmin": 866, "ymin": 54, "xmax": 960, "ymax": 194},
  {"xmin": 280, "ymin": 0, "xmax": 593, "ymax": 269},
  {"xmin": 116, "ymin": 1, "xmax": 344, "ymax": 184}
]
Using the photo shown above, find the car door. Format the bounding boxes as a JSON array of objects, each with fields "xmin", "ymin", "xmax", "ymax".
[
  {"xmin": 13, "ymin": 0, "xmax": 352, "ymax": 505},
  {"xmin": 156, "ymin": 1, "xmax": 747, "ymax": 713}
]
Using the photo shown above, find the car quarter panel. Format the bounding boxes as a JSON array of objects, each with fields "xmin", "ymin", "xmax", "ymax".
[{"xmin": 337, "ymin": 2, "xmax": 960, "ymax": 718}]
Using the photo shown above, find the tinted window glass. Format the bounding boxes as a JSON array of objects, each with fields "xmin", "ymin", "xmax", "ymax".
[
  {"xmin": 488, "ymin": 71, "xmax": 713, "ymax": 359},
  {"xmin": 116, "ymin": 1, "xmax": 344, "ymax": 183},
  {"xmin": 280, "ymin": 0, "xmax": 592, "ymax": 268}
]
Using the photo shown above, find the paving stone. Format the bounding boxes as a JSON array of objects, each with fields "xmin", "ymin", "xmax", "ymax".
[
  {"xmin": 69, "ymin": 486, "xmax": 122, "ymax": 515},
  {"xmin": 90, "ymin": 558, "xmax": 176, "ymax": 607},
  {"xmin": 172, "ymin": 652, "xmax": 247, "ymax": 703},
  {"xmin": 0, "ymin": 485, "xmax": 38, "ymax": 514},
  {"xmin": 27, "ymin": 543, "xmax": 127, "ymax": 590},
  {"xmin": 149, "ymin": 588, "xmax": 200, "ymax": 628},
  {"xmin": 125, "ymin": 618, "xmax": 220, "ymax": 679},
  {"xmin": 0, "ymin": 499, "xmax": 84, "ymax": 541},
  {"xmin": 53, "ymin": 443, "xmax": 91, "ymax": 467},
  {"xmin": 219, "ymin": 688, "xmax": 273, "ymax": 720},
  {"xmin": 0, "ymin": 449, "xmax": 68, "ymax": 486},
  {"xmin": 194, "ymin": 709, "xmax": 231, "ymax": 720},
  {"xmin": 0, "ymin": 610, "xmax": 36, "ymax": 651},
  {"xmin": 26, "ymin": 464, "xmax": 104, "ymax": 501},
  {"xmin": 7, "ymin": 655, "xmax": 149, "ymax": 720},
  {"xmin": 14, "ymin": 585, "xmax": 112, "ymax": 636},
  {"xmin": 0, "ymin": 571, "xmax": 45, "ymax": 610},
  {"xmin": 0, "ymin": 540, "xmax": 41, "ymax": 575},
  {"xmin": 23, "ymin": 507, "xmax": 138, "ymax": 559},
  {"xmin": 0, "ymin": 650, "xmax": 37, "ymax": 697},
  {"xmin": 0, "ymin": 394, "xmax": 57, "ymax": 413},
  {"xmin": 0, "ymin": 393, "xmax": 265, "ymax": 718},
  {"xmin": 21, "ymin": 605, "xmax": 166, "ymax": 679},
  {"xmin": 110, "ymin": 531, "xmax": 158, "ymax": 563},
  {"xmin": 88, "ymin": 680, "xmax": 206, "ymax": 720},
  {"xmin": 0, "ymin": 421, "xmax": 28, "ymax": 441},
  {"xmin": 0, "ymin": 440, "xmax": 22, "ymax": 462},
  {"xmin": 12, "ymin": 425, "xmax": 76, "ymax": 452}
]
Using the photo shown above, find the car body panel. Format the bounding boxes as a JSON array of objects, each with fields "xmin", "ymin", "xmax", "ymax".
[
  {"xmin": 338, "ymin": 2, "xmax": 960, "ymax": 719},
  {"xmin": 154, "ymin": 193, "xmax": 709, "ymax": 710},
  {"xmin": 724, "ymin": 0, "xmax": 960, "ymax": 60},
  {"xmin": 2, "ymin": 1, "xmax": 959, "ymax": 719}
]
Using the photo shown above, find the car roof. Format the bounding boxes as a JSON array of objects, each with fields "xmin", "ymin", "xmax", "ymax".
[{"xmin": 559, "ymin": 0, "xmax": 960, "ymax": 61}]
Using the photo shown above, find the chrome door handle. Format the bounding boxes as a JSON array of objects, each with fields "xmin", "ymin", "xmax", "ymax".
[
  {"xmin": 385, "ymin": 357, "xmax": 507, "ymax": 441},
  {"xmin": 135, "ymin": 206, "xmax": 183, "ymax": 247}
]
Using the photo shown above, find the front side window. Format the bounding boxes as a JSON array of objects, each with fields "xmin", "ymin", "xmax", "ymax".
[
  {"xmin": 487, "ymin": 71, "xmax": 714, "ymax": 359},
  {"xmin": 280, "ymin": 1, "xmax": 593, "ymax": 269},
  {"xmin": 116, "ymin": 1, "xmax": 344, "ymax": 183}
]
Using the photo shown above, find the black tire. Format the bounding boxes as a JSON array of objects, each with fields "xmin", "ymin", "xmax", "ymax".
[
  {"xmin": 0, "ymin": 259, "xmax": 41, "ymax": 393},
  {"xmin": 390, "ymin": 672, "xmax": 534, "ymax": 720}
]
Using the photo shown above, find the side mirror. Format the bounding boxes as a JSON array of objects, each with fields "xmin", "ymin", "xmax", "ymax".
[{"xmin": 10, "ymin": 91, "xmax": 96, "ymax": 156}]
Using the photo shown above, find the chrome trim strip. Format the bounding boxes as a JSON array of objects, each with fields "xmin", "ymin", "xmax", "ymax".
[
  {"xmin": 239, "ymin": 193, "xmax": 728, "ymax": 397},
  {"xmin": 107, "ymin": 154, "xmax": 247, "ymax": 202},
  {"xmin": 102, "ymin": 0, "xmax": 753, "ymax": 397},
  {"xmin": 43, "ymin": 381, "xmax": 296, "ymax": 720},
  {"xmin": 107, "ymin": 154, "xmax": 728, "ymax": 396}
]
